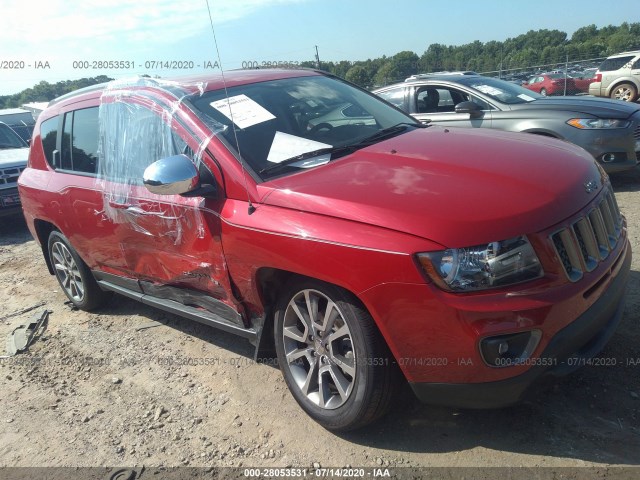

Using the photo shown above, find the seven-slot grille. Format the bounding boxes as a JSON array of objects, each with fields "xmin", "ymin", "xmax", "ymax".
[
  {"xmin": 551, "ymin": 187, "xmax": 623, "ymax": 282},
  {"xmin": 0, "ymin": 165, "xmax": 26, "ymax": 187}
]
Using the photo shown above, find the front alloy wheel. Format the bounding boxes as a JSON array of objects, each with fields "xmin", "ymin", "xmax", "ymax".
[
  {"xmin": 274, "ymin": 278, "xmax": 398, "ymax": 431},
  {"xmin": 281, "ymin": 289, "xmax": 356, "ymax": 409}
]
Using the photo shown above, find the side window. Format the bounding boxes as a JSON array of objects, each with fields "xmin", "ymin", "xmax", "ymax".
[
  {"xmin": 98, "ymin": 102, "xmax": 187, "ymax": 184},
  {"xmin": 632, "ymin": 58, "xmax": 640, "ymax": 70},
  {"xmin": 59, "ymin": 107, "xmax": 99, "ymax": 174},
  {"xmin": 436, "ymin": 89, "xmax": 454, "ymax": 107},
  {"xmin": 39, "ymin": 116, "xmax": 58, "ymax": 168},
  {"xmin": 416, "ymin": 88, "xmax": 456, "ymax": 113},
  {"xmin": 417, "ymin": 88, "xmax": 439, "ymax": 113},
  {"xmin": 377, "ymin": 88, "xmax": 405, "ymax": 109},
  {"xmin": 72, "ymin": 108, "xmax": 99, "ymax": 174},
  {"xmin": 599, "ymin": 56, "xmax": 635, "ymax": 72}
]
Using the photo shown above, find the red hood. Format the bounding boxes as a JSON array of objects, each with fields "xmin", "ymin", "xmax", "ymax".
[{"xmin": 259, "ymin": 126, "xmax": 605, "ymax": 248}]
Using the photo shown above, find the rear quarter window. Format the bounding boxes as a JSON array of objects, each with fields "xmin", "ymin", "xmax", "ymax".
[
  {"xmin": 599, "ymin": 55, "xmax": 635, "ymax": 72},
  {"xmin": 39, "ymin": 116, "xmax": 58, "ymax": 167}
]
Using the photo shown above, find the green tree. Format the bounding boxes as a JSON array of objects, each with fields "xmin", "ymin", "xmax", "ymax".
[
  {"xmin": 373, "ymin": 62, "xmax": 400, "ymax": 86},
  {"xmin": 390, "ymin": 51, "xmax": 419, "ymax": 79},
  {"xmin": 345, "ymin": 65, "xmax": 372, "ymax": 87}
]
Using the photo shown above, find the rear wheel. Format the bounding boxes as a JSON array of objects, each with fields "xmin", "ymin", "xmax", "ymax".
[
  {"xmin": 48, "ymin": 231, "xmax": 111, "ymax": 311},
  {"xmin": 610, "ymin": 83, "xmax": 637, "ymax": 102},
  {"xmin": 540, "ymin": 88, "xmax": 547, "ymax": 96},
  {"xmin": 274, "ymin": 278, "xmax": 398, "ymax": 431}
]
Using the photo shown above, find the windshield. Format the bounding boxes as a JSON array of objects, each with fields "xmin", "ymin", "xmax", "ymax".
[
  {"xmin": 190, "ymin": 75, "xmax": 418, "ymax": 179},
  {"xmin": 457, "ymin": 76, "xmax": 542, "ymax": 104},
  {"xmin": 8, "ymin": 124, "xmax": 34, "ymax": 143},
  {"xmin": 0, "ymin": 123, "xmax": 28, "ymax": 149}
]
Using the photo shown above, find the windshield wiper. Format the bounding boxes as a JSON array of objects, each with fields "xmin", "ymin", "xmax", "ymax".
[
  {"xmin": 259, "ymin": 144, "xmax": 361, "ymax": 176},
  {"xmin": 354, "ymin": 122, "xmax": 425, "ymax": 146},
  {"xmin": 258, "ymin": 123, "xmax": 425, "ymax": 177}
]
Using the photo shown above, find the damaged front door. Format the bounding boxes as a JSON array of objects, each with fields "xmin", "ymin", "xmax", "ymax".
[{"xmin": 97, "ymin": 94, "xmax": 244, "ymax": 325}]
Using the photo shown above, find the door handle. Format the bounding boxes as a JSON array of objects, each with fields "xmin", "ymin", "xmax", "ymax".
[
  {"xmin": 124, "ymin": 206, "xmax": 146, "ymax": 215},
  {"xmin": 108, "ymin": 200, "xmax": 131, "ymax": 209}
]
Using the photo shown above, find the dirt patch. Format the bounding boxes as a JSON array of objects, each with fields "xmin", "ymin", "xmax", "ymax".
[{"xmin": 1, "ymin": 168, "xmax": 639, "ymax": 470}]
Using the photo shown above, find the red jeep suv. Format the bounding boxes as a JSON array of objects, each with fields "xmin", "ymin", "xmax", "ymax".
[{"xmin": 18, "ymin": 70, "xmax": 631, "ymax": 431}]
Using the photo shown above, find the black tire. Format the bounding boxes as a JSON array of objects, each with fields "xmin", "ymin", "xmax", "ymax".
[
  {"xmin": 274, "ymin": 278, "xmax": 398, "ymax": 431},
  {"xmin": 610, "ymin": 83, "xmax": 637, "ymax": 102},
  {"xmin": 48, "ymin": 231, "xmax": 111, "ymax": 311},
  {"xmin": 540, "ymin": 88, "xmax": 547, "ymax": 96}
]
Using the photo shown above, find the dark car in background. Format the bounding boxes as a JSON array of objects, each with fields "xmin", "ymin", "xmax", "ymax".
[{"xmin": 374, "ymin": 74, "xmax": 640, "ymax": 173}]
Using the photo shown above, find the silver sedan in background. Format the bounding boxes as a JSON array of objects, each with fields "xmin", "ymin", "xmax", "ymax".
[{"xmin": 374, "ymin": 74, "xmax": 640, "ymax": 173}]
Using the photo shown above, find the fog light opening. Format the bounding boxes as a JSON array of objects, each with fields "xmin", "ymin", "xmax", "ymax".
[
  {"xmin": 600, "ymin": 153, "xmax": 617, "ymax": 163},
  {"xmin": 480, "ymin": 330, "xmax": 542, "ymax": 367}
]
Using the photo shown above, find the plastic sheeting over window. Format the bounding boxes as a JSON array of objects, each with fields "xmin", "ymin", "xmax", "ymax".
[{"xmin": 95, "ymin": 76, "xmax": 210, "ymax": 243}]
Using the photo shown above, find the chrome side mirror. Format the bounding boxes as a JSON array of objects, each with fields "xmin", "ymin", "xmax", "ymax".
[{"xmin": 143, "ymin": 154, "xmax": 200, "ymax": 195}]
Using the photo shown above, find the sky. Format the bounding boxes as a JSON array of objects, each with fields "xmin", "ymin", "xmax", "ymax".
[{"xmin": 0, "ymin": 0, "xmax": 639, "ymax": 96}]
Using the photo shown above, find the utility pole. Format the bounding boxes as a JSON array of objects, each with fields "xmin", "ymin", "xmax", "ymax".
[
  {"xmin": 315, "ymin": 46, "xmax": 321, "ymax": 69},
  {"xmin": 564, "ymin": 53, "xmax": 568, "ymax": 96}
]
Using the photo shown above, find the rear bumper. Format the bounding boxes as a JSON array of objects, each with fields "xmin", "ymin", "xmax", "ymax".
[
  {"xmin": 589, "ymin": 83, "xmax": 603, "ymax": 97},
  {"xmin": 409, "ymin": 239, "xmax": 631, "ymax": 408}
]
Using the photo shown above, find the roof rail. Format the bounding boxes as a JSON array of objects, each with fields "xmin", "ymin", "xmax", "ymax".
[
  {"xmin": 48, "ymin": 83, "xmax": 109, "ymax": 107},
  {"xmin": 405, "ymin": 71, "xmax": 478, "ymax": 82}
]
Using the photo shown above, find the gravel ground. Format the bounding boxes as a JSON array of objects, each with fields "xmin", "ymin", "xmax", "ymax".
[{"xmin": 0, "ymin": 167, "xmax": 638, "ymax": 474}]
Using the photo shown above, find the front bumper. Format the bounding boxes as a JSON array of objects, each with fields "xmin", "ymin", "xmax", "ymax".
[
  {"xmin": 564, "ymin": 116, "xmax": 640, "ymax": 174},
  {"xmin": 0, "ymin": 187, "xmax": 23, "ymax": 218},
  {"xmin": 409, "ymin": 239, "xmax": 631, "ymax": 408}
]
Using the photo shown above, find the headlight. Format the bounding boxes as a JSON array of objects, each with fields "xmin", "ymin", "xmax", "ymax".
[
  {"xmin": 567, "ymin": 118, "xmax": 630, "ymax": 129},
  {"xmin": 416, "ymin": 236, "xmax": 543, "ymax": 292}
]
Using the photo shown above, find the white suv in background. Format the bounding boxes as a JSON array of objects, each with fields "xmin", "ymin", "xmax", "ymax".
[
  {"xmin": 589, "ymin": 50, "xmax": 640, "ymax": 102},
  {"xmin": 0, "ymin": 122, "xmax": 29, "ymax": 218}
]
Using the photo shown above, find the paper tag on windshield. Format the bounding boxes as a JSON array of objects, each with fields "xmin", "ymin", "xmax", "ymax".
[
  {"xmin": 475, "ymin": 85, "xmax": 503, "ymax": 96},
  {"xmin": 210, "ymin": 95, "xmax": 275, "ymax": 129},
  {"xmin": 517, "ymin": 93, "xmax": 536, "ymax": 101},
  {"xmin": 267, "ymin": 131, "xmax": 332, "ymax": 163}
]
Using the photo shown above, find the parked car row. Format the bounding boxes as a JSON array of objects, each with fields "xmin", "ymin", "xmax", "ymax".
[
  {"xmin": 464, "ymin": 50, "xmax": 640, "ymax": 104},
  {"xmin": 522, "ymin": 72, "xmax": 593, "ymax": 96},
  {"xmin": 375, "ymin": 73, "xmax": 640, "ymax": 173}
]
